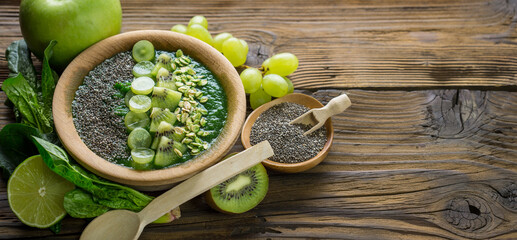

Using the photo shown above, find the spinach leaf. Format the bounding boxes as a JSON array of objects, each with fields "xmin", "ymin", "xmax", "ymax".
[
  {"xmin": 5, "ymin": 39, "xmax": 38, "ymax": 90},
  {"xmin": 64, "ymin": 189, "xmax": 110, "ymax": 218},
  {"xmin": 32, "ymin": 137, "xmax": 153, "ymax": 212},
  {"xmin": 49, "ymin": 221, "xmax": 61, "ymax": 234},
  {"xmin": 41, "ymin": 40, "xmax": 57, "ymax": 120},
  {"xmin": 1, "ymin": 74, "xmax": 53, "ymax": 133},
  {"xmin": 0, "ymin": 123, "xmax": 43, "ymax": 177}
]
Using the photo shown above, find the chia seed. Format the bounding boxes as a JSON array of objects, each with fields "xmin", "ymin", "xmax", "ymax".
[
  {"xmin": 249, "ymin": 102, "xmax": 327, "ymax": 163},
  {"xmin": 72, "ymin": 51, "xmax": 135, "ymax": 162}
]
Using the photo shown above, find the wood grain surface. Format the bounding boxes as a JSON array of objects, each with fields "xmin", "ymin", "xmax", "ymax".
[{"xmin": 1, "ymin": 0, "xmax": 517, "ymax": 239}]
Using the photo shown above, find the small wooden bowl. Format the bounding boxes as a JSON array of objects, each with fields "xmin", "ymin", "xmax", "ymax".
[
  {"xmin": 53, "ymin": 30, "xmax": 246, "ymax": 190},
  {"xmin": 241, "ymin": 93, "xmax": 334, "ymax": 173}
]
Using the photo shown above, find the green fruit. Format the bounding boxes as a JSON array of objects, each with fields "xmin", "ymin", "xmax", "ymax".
[
  {"xmin": 132, "ymin": 40, "xmax": 155, "ymax": 63},
  {"xmin": 206, "ymin": 162, "xmax": 269, "ymax": 214},
  {"xmin": 151, "ymin": 87, "xmax": 182, "ymax": 110},
  {"xmin": 131, "ymin": 148, "xmax": 155, "ymax": 170},
  {"xmin": 19, "ymin": 0, "xmax": 122, "ymax": 71},
  {"xmin": 149, "ymin": 108, "xmax": 177, "ymax": 133},
  {"xmin": 127, "ymin": 127, "xmax": 152, "ymax": 150},
  {"xmin": 154, "ymin": 136, "xmax": 185, "ymax": 167},
  {"xmin": 8, "ymin": 155, "xmax": 75, "ymax": 228}
]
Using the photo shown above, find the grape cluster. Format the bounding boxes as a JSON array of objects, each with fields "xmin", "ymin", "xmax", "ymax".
[
  {"xmin": 244, "ymin": 53, "xmax": 297, "ymax": 109},
  {"xmin": 171, "ymin": 16, "xmax": 248, "ymax": 67},
  {"xmin": 171, "ymin": 16, "xmax": 298, "ymax": 109}
]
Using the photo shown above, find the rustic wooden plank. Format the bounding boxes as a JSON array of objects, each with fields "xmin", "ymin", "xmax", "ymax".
[
  {"xmin": 1, "ymin": 0, "xmax": 517, "ymax": 89},
  {"xmin": 2, "ymin": 0, "xmax": 517, "ymax": 239},
  {"xmin": 1, "ymin": 89, "xmax": 517, "ymax": 239}
]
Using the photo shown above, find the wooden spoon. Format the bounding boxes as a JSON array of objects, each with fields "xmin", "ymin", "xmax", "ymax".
[
  {"xmin": 290, "ymin": 93, "xmax": 351, "ymax": 135},
  {"xmin": 79, "ymin": 141, "xmax": 274, "ymax": 240}
]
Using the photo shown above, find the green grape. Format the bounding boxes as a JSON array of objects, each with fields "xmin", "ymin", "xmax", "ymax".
[
  {"xmin": 186, "ymin": 24, "xmax": 214, "ymax": 46},
  {"xmin": 239, "ymin": 39, "xmax": 249, "ymax": 53},
  {"xmin": 171, "ymin": 24, "xmax": 187, "ymax": 34},
  {"xmin": 261, "ymin": 57, "xmax": 271, "ymax": 74},
  {"xmin": 249, "ymin": 87, "xmax": 271, "ymax": 109},
  {"xmin": 188, "ymin": 15, "xmax": 208, "ymax": 29},
  {"xmin": 240, "ymin": 68, "xmax": 262, "ymax": 94},
  {"xmin": 268, "ymin": 53, "xmax": 298, "ymax": 76},
  {"xmin": 131, "ymin": 76, "xmax": 155, "ymax": 95},
  {"xmin": 129, "ymin": 95, "xmax": 152, "ymax": 113},
  {"xmin": 132, "ymin": 61, "xmax": 154, "ymax": 78},
  {"xmin": 222, "ymin": 37, "xmax": 247, "ymax": 67},
  {"xmin": 132, "ymin": 40, "xmax": 155, "ymax": 63},
  {"xmin": 283, "ymin": 76, "xmax": 294, "ymax": 93},
  {"xmin": 262, "ymin": 74, "xmax": 288, "ymax": 98},
  {"xmin": 213, "ymin": 32, "xmax": 233, "ymax": 52}
]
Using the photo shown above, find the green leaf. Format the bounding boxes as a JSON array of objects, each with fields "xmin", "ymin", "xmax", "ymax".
[
  {"xmin": 64, "ymin": 189, "xmax": 110, "ymax": 218},
  {"xmin": 0, "ymin": 124, "xmax": 43, "ymax": 177},
  {"xmin": 41, "ymin": 40, "xmax": 58, "ymax": 121},
  {"xmin": 32, "ymin": 137, "xmax": 153, "ymax": 212},
  {"xmin": 1, "ymin": 74, "xmax": 53, "ymax": 133},
  {"xmin": 5, "ymin": 39, "xmax": 38, "ymax": 90},
  {"xmin": 49, "ymin": 221, "xmax": 61, "ymax": 234}
]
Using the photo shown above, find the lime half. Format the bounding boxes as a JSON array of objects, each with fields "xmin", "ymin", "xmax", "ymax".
[{"xmin": 8, "ymin": 155, "xmax": 75, "ymax": 228}]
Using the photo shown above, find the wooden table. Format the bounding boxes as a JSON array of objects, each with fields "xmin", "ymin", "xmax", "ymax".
[{"xmin": 1, "ymin": 0, "xmax": 517, "ymax": 239}]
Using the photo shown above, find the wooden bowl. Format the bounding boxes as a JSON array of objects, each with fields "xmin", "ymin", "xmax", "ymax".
[
  {"xmin": 241, "ymin": 93, "xmax": 334, "ymax": 173},
  {"xmin": 53, "ymin": 30, "xmax": 246, "ymax": 191}
]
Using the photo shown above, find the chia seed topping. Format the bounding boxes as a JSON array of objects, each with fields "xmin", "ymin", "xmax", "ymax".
[
  {"xmin": 72, "ymin": 51, "xmax": 134, "ymax": 162},
  {"xmin": 249, "ymin": 102, "xmax": 327, "ymax": 163}
]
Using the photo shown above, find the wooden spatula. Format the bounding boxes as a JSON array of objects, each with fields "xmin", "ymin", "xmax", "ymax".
[{"xmin": 290, "ymin": 93, "xmax": 351, "ymax": 135}]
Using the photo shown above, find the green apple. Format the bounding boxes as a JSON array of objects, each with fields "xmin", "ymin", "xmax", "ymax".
[{"xmin": 19, "ymin": 0, "xmax": 122, "ymax": 72}]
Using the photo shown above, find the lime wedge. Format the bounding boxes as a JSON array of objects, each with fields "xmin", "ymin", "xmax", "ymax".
[{"xmin": 8, "ymin": 155, "xmax": 75, "ymax": 228}]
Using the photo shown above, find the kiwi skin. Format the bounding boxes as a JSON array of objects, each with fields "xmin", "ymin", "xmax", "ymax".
[{"xmin": 205, "ymin": 153, "xmax": 269, "ymax": 214}]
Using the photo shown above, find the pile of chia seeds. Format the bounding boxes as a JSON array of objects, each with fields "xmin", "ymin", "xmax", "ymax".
[
  {"xmin": 72, "ymin": 51, "xmax": 134, "ymax": 162},
  {"xmin": 250, "ymin": 102, "xmax": 327, "ymax": 163}
]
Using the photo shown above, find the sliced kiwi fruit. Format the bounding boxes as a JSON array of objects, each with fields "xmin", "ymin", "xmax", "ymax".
[
  {"xmin": 154, "ymin": 136, "xmax": 186, "ymax": 167},
  {"xmin": 151, "ymin": 53, "xmax": 173, "ymax": 76},
  {"xmin": 151, "ymin": 121, "xmax": 174, "ymax": 150},
  {"xmin": 206, "ymin": 156, "xmax": 269, "ymax": 214},
  {"xmin": 151, "ymin": 87, "xmax": 182, "ymax": 110},
  {"xmin": 149, "ymin": 108, "xmax": 177, "ymax": 132},
  {"xmin": 155, "ymin": 69, "xmax": 177, "ymax": 91}
]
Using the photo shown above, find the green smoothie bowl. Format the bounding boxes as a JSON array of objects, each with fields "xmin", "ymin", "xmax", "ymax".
[{"xmin": 53, "ymin": 30, "xmax": 246, "ymax": 190}]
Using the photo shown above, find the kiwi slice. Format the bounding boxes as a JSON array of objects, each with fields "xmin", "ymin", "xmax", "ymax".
[
  {"xmin": 149, "ymin": 108, "xmax": 177, "ymax": 132},
  {"xmin": 155, "ymin": 69, "xmax": 177, "ymax": 91},
  {"xmin": 206, "ymin": 160, "xmax": 269, "ymax": 214},
  {"xmin": 151, "ymin": 53, "xmax": 173, "ymax": 76},
  {"xmin": 154, "ymin": 136, "xmax": 186, "ymax": 167},
  {"xmin": 151, "ymin": 87, "xmax": 182, "ymax": 110},
  {"xmin": 150, "ymin": 121, "xmax": 174, "ymax": 150},
  {"xmin": 132, "ymin": 40, "xmax": 155, "ymax": 62}
]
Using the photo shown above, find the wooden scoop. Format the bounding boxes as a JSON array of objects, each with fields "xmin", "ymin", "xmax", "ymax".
[
  {"xmin": 79, "ymin": 141, "xmax": 274, "ymax": 240},
  {"xmin": 290, "ymin": 93, "xmax": 351, "ymax": 135}
]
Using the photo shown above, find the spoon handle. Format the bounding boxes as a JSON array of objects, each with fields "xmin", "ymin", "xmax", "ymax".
[
  {"xmin": 138, "ymin": 141, "xmax": 274, "ymax": 225},
  {"xmin": 321, "ymin": 93, "xmax": 351, "ymax": 119}
]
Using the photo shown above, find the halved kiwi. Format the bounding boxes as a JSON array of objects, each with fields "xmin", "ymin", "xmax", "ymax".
[
  {"xmin": 149, "ymin": 107, "xmax": 177, "ymax": 132},
  {"xmin": 206, "ymin": 154, "xmax": 269, "ymax": 214},
  {"xmin": 151, "ymin": 87, "xmax": 182, "ymax": 110},
  {"xmin": 154, "ymin": 136, "xmax": 186, "ymax": 167}
]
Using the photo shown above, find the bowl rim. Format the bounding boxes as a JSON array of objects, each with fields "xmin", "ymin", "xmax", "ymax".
[
  {"xmin": 241, "ymin": 93, "xmax": 334, "ymax": 173},
  {"xmin": 53, "ymin": 30, "xmax": 246, "ymax": 187}
]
